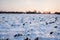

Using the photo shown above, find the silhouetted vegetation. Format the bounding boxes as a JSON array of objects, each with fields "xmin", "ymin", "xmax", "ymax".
[
  {"xmin": 0, "ymin": 11, "xmax": 25, "ymax": 14},
  {"xmin": 0, "ymin": 11, "xmax": 60, "ymax": 14},
  {"xmin": 26, "ymin": 12, "xmax": 37, "ymax": 14},
  {"xmin": 54, "ymin": 12, "xmax": 60, "ymax": 14}
]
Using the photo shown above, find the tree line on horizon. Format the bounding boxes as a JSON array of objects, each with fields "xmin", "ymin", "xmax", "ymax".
[{"xmin": 0, "ymin": 11, "xmax": 60, "ymax": 14}]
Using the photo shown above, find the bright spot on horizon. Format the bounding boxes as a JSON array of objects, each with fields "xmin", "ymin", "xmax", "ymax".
[
  {"xmin": 0, "ymin": 0, "xmax": 60, "ymax": 13},
  {"xmin": 43, "ymin": 8, "xmax": 50, "ymax": 12}
]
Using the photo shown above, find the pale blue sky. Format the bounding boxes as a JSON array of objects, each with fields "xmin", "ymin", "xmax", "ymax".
[{"xmin": 0, "ymin": 0, "xmax": 60, "ymax": 12}]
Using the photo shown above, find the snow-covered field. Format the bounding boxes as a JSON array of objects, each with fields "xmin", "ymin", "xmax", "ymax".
[{"xmin": 0, "ymin": 14, "xmax": 60, "ymax": 40}]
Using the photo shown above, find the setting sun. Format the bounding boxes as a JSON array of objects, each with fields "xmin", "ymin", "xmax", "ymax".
[{"xmin": 44, "ymin": 8, "xmax": 50, "ymax": 12}]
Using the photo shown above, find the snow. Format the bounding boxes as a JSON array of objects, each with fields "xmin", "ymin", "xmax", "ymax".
[{"xmin": 0, "ymin": 14, "xmax": 60, "ymax": 40}]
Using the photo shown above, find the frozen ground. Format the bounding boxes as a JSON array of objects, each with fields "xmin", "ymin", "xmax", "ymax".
[{"xmin": 0, "ymin": 14, "xmax": 60, "ymax": 40}]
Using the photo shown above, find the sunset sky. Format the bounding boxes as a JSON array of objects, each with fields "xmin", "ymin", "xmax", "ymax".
[{"xmin": 0, "ymin": 0, "xmax": 60, "ymax": 13}]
